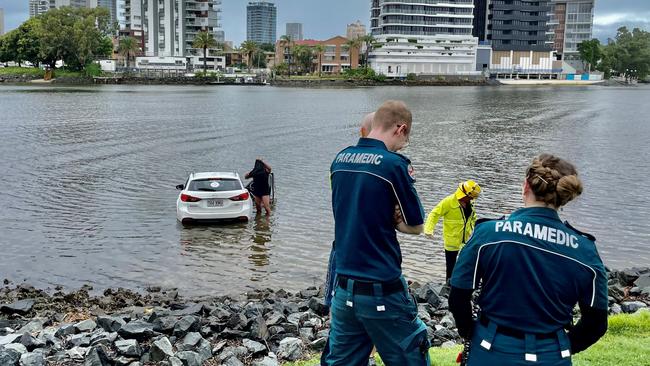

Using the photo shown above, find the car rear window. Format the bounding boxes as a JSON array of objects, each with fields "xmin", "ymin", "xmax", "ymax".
[{"xmin": 188, "ymin": 178, "xmax": 242, "ymax": 192}]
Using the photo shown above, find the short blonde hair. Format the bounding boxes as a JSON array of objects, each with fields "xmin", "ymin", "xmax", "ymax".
[{"xmin": 372, "ymin": 100, "xmax": 412, "ymax": 132}]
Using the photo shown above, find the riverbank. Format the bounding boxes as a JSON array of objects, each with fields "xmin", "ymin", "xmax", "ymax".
[
  {"xmin": 1, "ymin": 267, "xmax": 648, "ymax": 366},
  {"xmin": 2, "ymin": 67, "xmax": 644, "ymax": 88},
  {"xmin": 269, "ymin": 77, "xmax": 495, "ymax": 88}
]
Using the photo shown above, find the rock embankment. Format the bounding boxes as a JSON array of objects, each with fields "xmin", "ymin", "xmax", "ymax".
[{"xmin": 1, "ymin": 267, "xmax": 648, "ymax": 366}]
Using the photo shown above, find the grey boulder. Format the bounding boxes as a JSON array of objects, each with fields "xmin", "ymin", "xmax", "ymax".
[
  {"xmin": 118, "ymin": 320, "xmax": 155, "ymax": 340},
  {"xmin": 115, "ymin": 339, "xmax": 142, "ymax": 357},
  {"xmin": 243, "ymin": 338, "xmax": 267, "ymax": 354},
  {"xmin": 19, "ymin": 352, "xmax": 45, "ymax": 366},
  {"xmin": 175, "ymin": 351, "xmax": 202, "ymax": 366},
  {"xmin": 96, "ymin": 316, "xmax": 126, "ymax": 333},
  {"xmin": 74, "ymin": 319, "xmax": 97, "ymax": 333},
  {"xmin": 621, "ymin": 301, "xmax": 648, "ymax": 314},
  {"xmin": 0, "ymin": 348, "xmax": 21, "ymax": 366},
  {"xmin": 150, "ymin": 336, "xmax": 174, "ymax": 362},
  {"xmin": 0, "ymin": 300, "xmax": 35, "ymax": 315},
  {"xmin": 277, "ymin": 337, "xmax": 303, "ymax": 361}
]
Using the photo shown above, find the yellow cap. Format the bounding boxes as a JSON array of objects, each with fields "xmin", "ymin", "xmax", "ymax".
[{"xmin": 455, "ymin": 180, "xmax": 481, "ymax": 200}]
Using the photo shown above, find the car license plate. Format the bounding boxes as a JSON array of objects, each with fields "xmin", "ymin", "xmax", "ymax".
[{"xmin": 207, "ymin": 199, "xmax": 224, "ymax": 207}]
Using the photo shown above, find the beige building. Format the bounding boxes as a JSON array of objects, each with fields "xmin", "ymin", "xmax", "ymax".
[{"xmin": 346, "ymin": 20, "xmax": 366, "ymax": 41}]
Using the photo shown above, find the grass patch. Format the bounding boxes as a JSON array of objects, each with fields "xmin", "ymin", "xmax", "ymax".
[
  {"xmin": 285, "ymin": 311, "xmax": 650, "ymax": 366},
  {"xmin": 0, "ymin": 67, "xmax": 85, "ymax": 79},
  {"xmin": 0, "ymin": 66, "xmax": 45, "ymax": 77}
]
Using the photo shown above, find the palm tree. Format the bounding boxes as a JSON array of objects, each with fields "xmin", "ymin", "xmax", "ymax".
[
  {"xmin": 312, "ymin": 44, "xmax": 325, "ymax": 78},
  {"xmin": 192, "ymin": 31, "xmax": 218, "ymax": 73},
  {"xmin": 240, "ymin": 40, "xmax": 258, "ymax": 72},
  {"xmin": 343, "ymin": 38, "xmax": 362, "ymax": 71},
  {"xmin": 117, "ymin": 36, "xmax": 139, "ymax": 68},
  {"xmin": 361, "ymin": 34, "xmax": 376, "ymax": 68},
  {"xmin": 280, "ymin": 35, "xmax": 293, "ymax": 77},
  {"xmin": 291, "ymin": 45, "xmax": 312, "ymax": 75}
]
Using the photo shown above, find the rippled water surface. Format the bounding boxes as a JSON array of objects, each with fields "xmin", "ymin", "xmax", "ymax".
[{"xmin": 1, "ymin": 84, "xmax": 648, "ymax": 296}]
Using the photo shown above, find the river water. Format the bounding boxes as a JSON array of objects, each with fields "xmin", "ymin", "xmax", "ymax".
[{"xmin": 0, "ymin": 84, "xmax": 648, "ymax": 296}]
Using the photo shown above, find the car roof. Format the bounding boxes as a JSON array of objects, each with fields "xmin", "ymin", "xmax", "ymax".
[{"xmin": 191, "ymin": 172, "xmax": 240, "ymax": 180}]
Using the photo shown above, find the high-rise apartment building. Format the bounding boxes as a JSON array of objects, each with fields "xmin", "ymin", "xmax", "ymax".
[
  {"xmin": 142, "ymin": 0, "xmax": 223, "ymax": 58},
  {"xmin": 247, "ymin": 2, "xmax": 276, "ymax": 45},
  {"xmin": 550, "ymin": 0, "xmax": 594, "ymax": 69},
  {"xmin": 54, "ymin": 0, "xmax": 90, "ymax": 7},
  {"xmin": 29, "ymin": 0, "xmax": 117, "ymax": 26},
  {"xmin": 0, "ymin": 8, "xmax": 4, "ymax": 36},
  {"xmin": 286, "ymin": 23, "xmax": 303, "ymax": 41},
  {"xmin": 346, "ymin": 20, "xmax": 366, "ymax": 41},
  {"xmin": 474, "ymin": 0, "xmax": 561, "ymax": 77},
  {"xmin": 369, "ymin": 0, "xmax": 478, "ymax": 76},
  {"xmin": 29, "ymin": 0, "xmax": 54, "ymax": 18},
  {"xmin": 488, "ymin": 0, "xmax": 552, "ymax": 51},
  {"xmin": 90, "ymin": 0, "xmax": 118, "ymax": 26}
]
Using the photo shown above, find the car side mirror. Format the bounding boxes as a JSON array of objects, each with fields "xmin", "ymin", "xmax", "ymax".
[{"xmin": 176, "ymin": 184, "xmax": 185, "ymax": 190}]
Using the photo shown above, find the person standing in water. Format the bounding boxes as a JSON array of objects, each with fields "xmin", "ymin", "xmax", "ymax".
[{"xmin": 245, "ymin": 158, "xmax": 272, "ymax": 215}]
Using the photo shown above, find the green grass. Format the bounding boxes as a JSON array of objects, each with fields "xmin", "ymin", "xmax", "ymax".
[
  {"xmin": 285, "ymin": 311, "xmax": 650, "ymax": 366},
  {"xmin": 0, "ymin": 67, "xmax": 84, "ymax": 79},
  {"xmin": 0, "ymin": 66, "xmax": 45, "ymax": 77}
]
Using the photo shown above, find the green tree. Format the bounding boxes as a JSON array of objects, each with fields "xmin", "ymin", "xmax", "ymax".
[
  {"xmin": 192, "ymin": 31, "xmax": 218, "ymax": 72},
  {"xmin": 291, "ymin": 45, "xmax": 313, "ymax": 74},
  {"xmin": 240, "ymin": 40, "xmax": 258, "ymax": 72},
  {"xmin": 251, "ymin": 50, "xmax": 267, "ymax": 69},
  {"xmin": 117, "ymin": 36, "xmax": 140, "ymax": 68},
  {"xmin": 0, "ymin": 31, "xmax": 20, "ymax": 66},
  {"xmin": 598, "ymin": 27, "xmax": 650, "ymax": 81},
  {"xmin": 361, "ymin": 34, "xmax": 376, "ymax": 67},
  {"xmin": 259, "ymin": 43, "xmax": 275, "ymax": 52},
  {"xmin": 69, "ymin": 7, "xmax": 112, "ymax": 69},
  {"xmin": 577, "ymin": 39, "xmax": 602, "ymax": 72},
  {"xmin": 36, "ymin": 7, "xmax": 112, "ymax": 71},
  {"xmin": 272, "ymin": 62, "xmax": 288, "ymax": 76},
  {"xmin": 344, "ymin": 38, "xmax": 362, "ymax": 70},
  {"xmin": 15, "ymin": 18, "xmax": 43, "ymax": 67},
  {"xmin": 312, "ymin": 44, "xmax": 325, "ymax": 77},
  {"xmin": 280, "ymin": 35, "xmax": 293, "ymax": 76}
]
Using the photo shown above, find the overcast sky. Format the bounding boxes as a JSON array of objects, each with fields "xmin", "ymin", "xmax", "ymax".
[{"xmin": 1, "ymin": 0, "xmax": 649, "ymax": 43}]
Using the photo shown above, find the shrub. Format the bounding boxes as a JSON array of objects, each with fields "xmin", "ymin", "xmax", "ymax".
[{"xmin": 83, "ymin": 63, "xmax": 102, "ymax": 77}]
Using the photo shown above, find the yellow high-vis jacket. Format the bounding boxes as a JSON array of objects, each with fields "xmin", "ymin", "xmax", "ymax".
[{"xmin": 424, "ymin": 194, "xmax": 477, "ymax": 251}]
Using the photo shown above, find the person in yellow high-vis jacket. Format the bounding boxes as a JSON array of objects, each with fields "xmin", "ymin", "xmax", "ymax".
[{"xmin": 424, "ymin": 180, "xmax": 481, "ymax": 281}]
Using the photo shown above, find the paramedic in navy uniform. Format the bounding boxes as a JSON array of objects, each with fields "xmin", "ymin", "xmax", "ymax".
[
  {"xmin": 324, "ymin": 100, "xmax": 429, "ymax": 366},
  {"xmin": 449, "ymin": 154, "xmax": 608, "ymax": 366}
]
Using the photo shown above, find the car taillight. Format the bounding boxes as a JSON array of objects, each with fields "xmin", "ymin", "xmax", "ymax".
[
  {"xmin": 181, "ymin": 194, "xmax": 201, "ymax": 202},
  {"xmin": 230, "ymin": 192, "xmax": 249, "ymax": 201}
]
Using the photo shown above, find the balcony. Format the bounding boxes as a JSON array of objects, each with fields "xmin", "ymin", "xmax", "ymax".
[
  {"xmin": 491, "ymin": 4, "xmax": 551, "ymax": 13},
  {"xmin": 491, "ymin": 23, "xmax": 548, "ymax": 32},
  {"xmin": 381, "ymin": 0, "xmax": 473, "ymax": 5},
  {"xmin": 491, "ymin": 14, "xmax": 550, "ymax": 22}
]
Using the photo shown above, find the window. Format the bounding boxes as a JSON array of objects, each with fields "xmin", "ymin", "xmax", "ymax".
[{"xmin": 188, "ymin": 179, "xmax": 242, "ymax": 192}]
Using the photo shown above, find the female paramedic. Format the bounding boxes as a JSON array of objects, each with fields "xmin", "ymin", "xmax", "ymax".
[{"xmin": 449, "ymin": 154, "xmax": 608, "ymax": 366}]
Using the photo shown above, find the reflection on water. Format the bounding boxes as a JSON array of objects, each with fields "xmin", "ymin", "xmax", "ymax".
[
  {"xmin": 0, "ymin": 84, "xmax": 649, "ymax": 296},
  {"xmin": 250, "ymin": 217, "xmax": 272, "ymax": 281}
]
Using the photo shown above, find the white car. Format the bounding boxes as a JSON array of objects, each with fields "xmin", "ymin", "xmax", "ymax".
[{"xmin": 176, "ymin": 172, "xmax": 253, "ymax": 224}]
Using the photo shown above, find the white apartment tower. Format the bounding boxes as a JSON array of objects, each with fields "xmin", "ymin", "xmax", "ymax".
[
  {"xmin": 141, "ymin": 0, "xmax": 223, "ymax": 57},
  {"xmin": 29, "ymin": 0, "xmax": 54, "ymax": 18},
  {"xmin": 369, "ymin": 0, "xmax": 479, "ymax": 76}
]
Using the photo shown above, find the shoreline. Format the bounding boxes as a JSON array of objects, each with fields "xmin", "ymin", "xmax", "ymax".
[
  {"xmin": 1, "ymin": 74, "xmax": 644, "ymax": 88},
  {"xmin": 1, "ymin": 267, "xmax": 648, "ymax": 365}
]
